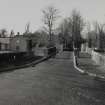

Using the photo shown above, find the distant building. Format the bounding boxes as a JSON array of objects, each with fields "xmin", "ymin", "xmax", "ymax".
[
  {"xmin": 10, "ymin": 34, "xmax": 38, "ymax": 52},
  {"xmin": 0, "ymin": 37, "xmax": 11, "ymax": 51},
  {"xmin": 0, "ymin": 32, "xmax": 61, "ymax": 53}
]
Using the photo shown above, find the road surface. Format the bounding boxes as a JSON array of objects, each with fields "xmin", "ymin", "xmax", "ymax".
[{"xmin": 0, "ymin": 51, "xmax": 104, "ymax": 105}]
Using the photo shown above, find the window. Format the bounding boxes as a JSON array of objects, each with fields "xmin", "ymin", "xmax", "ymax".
[{"xmin": 5, "ymin": 44, "xmax": 8, "ymax": 50}]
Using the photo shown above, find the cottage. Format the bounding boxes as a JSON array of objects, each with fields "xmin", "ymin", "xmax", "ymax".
[
  {"xmin": 0, "ymin": 37, "xmax": 10, "ymax": 51},
  {"xmin": 10, "ymin": 34, "xmax": 38, "ymax": 52}
]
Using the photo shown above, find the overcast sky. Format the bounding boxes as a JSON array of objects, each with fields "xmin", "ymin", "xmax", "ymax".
[{"xmin": 0, "ymin": 0, "xmax": 105, "ymax": 34}]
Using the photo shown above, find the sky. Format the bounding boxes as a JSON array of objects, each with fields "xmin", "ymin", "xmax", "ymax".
[{"xmin": 0, "ymin": 0, "xmax": 105, "ymax": 34}]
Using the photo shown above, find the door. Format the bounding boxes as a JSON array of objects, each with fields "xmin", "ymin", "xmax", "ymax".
[{"xmin": 27, "ymin": 40, "xmax": 32, "ymax": 51}]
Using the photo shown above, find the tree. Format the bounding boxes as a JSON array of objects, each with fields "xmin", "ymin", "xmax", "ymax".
[
  {"xmin": 85, "ymin": 22, "xmax": 93, "ymax": 48},
  {"xmin": 58, "ymin": 18, "xmax": 72, "ymax": 48},
  {"xmin": 33, "ymin": 29, "xmax": 49, "ymax": 47},
  {"xmin": 23, "ymin": 22, "xmax": 31, "ymax": 35},
  {"xmin": 86, "ymin": 21, "xmax": 105, "ymax": 51},
  {"xmin": 70, "ymin": 9, "xmax": 85, "ymax": 50},
  {"xmin": 42, "ymin": 6, "xmax": 59, "ymax": 46},
  {"xmin": 10, "ymin": 30, "xmax": 15, "ymax": 37},
  {"xmin": 70, "ymin": 10, "xmax": 84, "ymax": 48},
  {"xmin": 93, "ymin": 22, "xmax": 105, "ymax": 50},
  {"xmin": 0, "ymin": 29, "xmax": 7, "ymax": 37}
]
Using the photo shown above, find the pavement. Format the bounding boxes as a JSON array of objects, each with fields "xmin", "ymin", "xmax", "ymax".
[
  {"xmin": 76, "ymin": 52, "xmax": 105, "ymax": 79},
  {"xmin": 0, "ymin": 51, "xmax": 104, "ymax": 105}
]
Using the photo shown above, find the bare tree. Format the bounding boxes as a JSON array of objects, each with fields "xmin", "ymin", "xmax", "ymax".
[
  {"xmin": 67, "ymin": 9, "xmax": 85, "ymax": 57},
  {"xmin": 23, "ymin": 22, "xmax": 31, "ymax": 35},
  {"xmin": 10, "ymin": 30, "xmax": 15, "ymax": 37},
  {"xmin": 85, "ymin": 22, "xmax": 93, "ymax": 48},
  {"xmin": 59, "ymin": 18, "xmax": 71, "ymax": 36},
  {"xmin": 58, "ymin": 18, "xmax": 72, "ymax": 48},
  {"xmin": 70, "ymin": 10, "xmax": 85, "ymax": 48},
  {"xmin": 93, "ymin": 22, "xmax": 105, "ymax": 50},
  {"xmin": 42, "ymin": 6, "xmax": 59, "ymax": 44}
]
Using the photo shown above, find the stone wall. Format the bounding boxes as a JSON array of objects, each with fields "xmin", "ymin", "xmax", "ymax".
[
  {"xmin": 91, "ymin": 50, "xmax": 105, "ymax": 65},
  {"xmin": 84, "ymin": 46, "xmax": 105, "ymax": 65}
]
